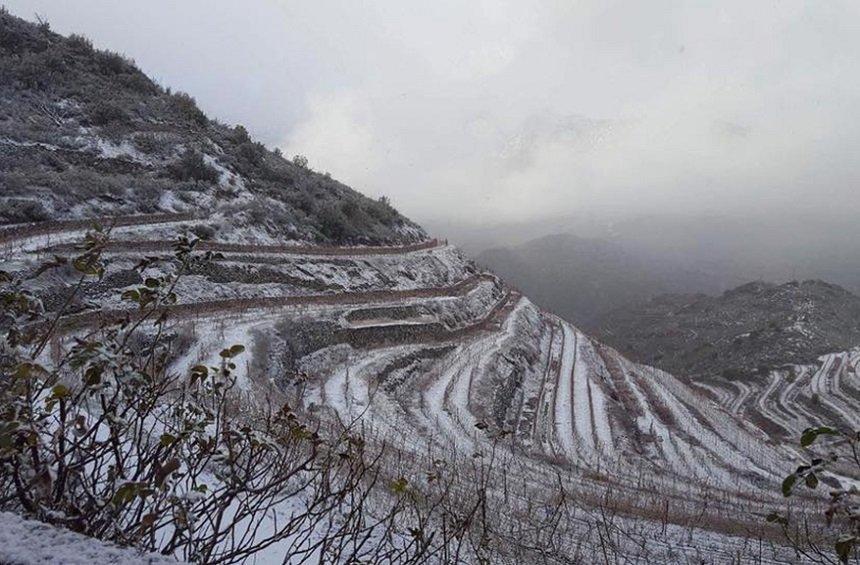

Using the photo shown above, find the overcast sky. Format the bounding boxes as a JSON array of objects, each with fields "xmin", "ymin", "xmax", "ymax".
[{"xmin": 6, "ymin": 1, "xmax": 860, "ymax": 226}]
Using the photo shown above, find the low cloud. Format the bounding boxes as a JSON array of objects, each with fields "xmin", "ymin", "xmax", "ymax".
[{"xmin": 10, "ymin": 0, "xmax": 860, "ymax": 225}]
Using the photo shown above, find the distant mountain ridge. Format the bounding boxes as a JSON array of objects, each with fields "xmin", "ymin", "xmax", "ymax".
[
  {"xmin": 596, "ymin": 279, "xmax": 860, "ymax": 380},
  {"xmin": 476, "ymin": 232, "xmax": 722, "ymax": 328}
]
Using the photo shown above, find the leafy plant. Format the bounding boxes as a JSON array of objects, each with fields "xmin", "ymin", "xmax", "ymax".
[{"xmin": 771, "ymin": 426, "xmax": 860, "ymax": 563}]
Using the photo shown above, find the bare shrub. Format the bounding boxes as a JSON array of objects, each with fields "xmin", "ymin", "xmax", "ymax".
[
  {"xmin": 0, "ymin": 231, "xmax": 487, "ymax": 563},
  {"xmin": 772, "ymin": 426, "xmax": 860, "ymax": 563}
]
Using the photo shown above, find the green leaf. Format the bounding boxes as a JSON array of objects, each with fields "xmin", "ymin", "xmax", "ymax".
[
  {"xmin": 190, "ymin": 365, "xmax": 208, "ymax": 381},
  {"xmin": 391, "ymin": 477, "xmax": 409, "ymax": 494},
  {"xmin": 782, "ymin": 474, "xmax": 797, "ymax": 497},
  {"xmin": 801, "ymin": 426, "xmax": 838, "ymax": 447},
  {"xmin": 836, "ymin": 536, "xmax": 856, "ymax": 564},
  {"xmin": 805, "ymin": 472, "xmax": 819, "ymax": 489},
  {"xmin": 51, "ymin": 384, "xmax": 70, "ymax": 399},
  {"xmin": 219, "ymin": 344, "xmax": 245, "ymax": 358},
  {"xmin": 159, "ymin": 433, "xmax": 176, "ymax": 447},
  {"xmin": 84, "ymin": 365, "xmax": 103, "ymax": 386},
  {"xmin": 112, "ymin": 482, "xmax": 138, "ymax": 506},
  {"xmin": 72, "ymin": 255, "xmax": 103, "ymax": 277},
  {"xmin": 15, "ymin": 362, "xmax": 47, "ymax": 380},
  {"xmin": 121, "ymin": 289, "xmax": 140, "ymax": 302}
]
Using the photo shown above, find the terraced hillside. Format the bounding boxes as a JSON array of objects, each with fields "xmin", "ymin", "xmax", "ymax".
[
  {"xmin": 2, "ymin": 211, "xmax": 844, "ymax": 562},
  {"xmin": 692, "ymin": 349, "xmax": 860, "ymax": 441}
]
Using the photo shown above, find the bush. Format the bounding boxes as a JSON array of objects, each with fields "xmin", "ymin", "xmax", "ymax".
[
  {"xmin": 318, "ymin": 206, "xmax": 355, "ymax": 242},
  {"xmin": 292, "ymin": 154, "xmax": 309, "ymax": 169},
  {"xmin": 235, "ymin": 141, "xmax": 266, "ymax": 167},
  {"xmin": 94, "ymin": 49, "xmax": 134, "ymax": 76},
  {"xmin": 0, "ymin": 199, "xmax": 50, "ymax": 223},
  {"xmin": 0, "ymin": 172, "xmax": 28, "ymax": 194},
  {"xmin": 0, "ymin": 234, "xmax": 496, "ymax": 564},
  {"xmin": 39, "ymin": 150, "xmax": 66, "ymax": 172},
  {"xmin": 365, "ymin": 195, "xmax": 399, "ymax": 224},
  {"xmin": 13, "ymin": 49, "xmax": 63, "ymax": 90},
  {"xmin": 168, "ymin": 149, "xmax": 220, "ymax": 185},
  {"xmin": 60, "ymin": 168, "xmax": 125, "ymax": 199},
  {"xmin": 170, "ymin": 92, "xmax": 207, "ymax": 126},
  {"xmin": 117, "ymin": 71, "xmax": 159, "ymax": 95},
  {"xmin": 341, "ymin": 199, "xmax": 359, "ymax": 218},
  {"xmin": 0, "ymin": 10, "xmax": 51, "ymax": 55},
  {"xmin": 190, "ymin": 223, "xmax": 217, "ymax": 240},
  {"xmin": 67, "ymin": 34, "xmax": 94, "ymax": 54},
  {"xmin": 132, "ymin": 132, "xmax": 166, "ymax": 154},
  {"xmin": 232, "ymin": 125, "xmax": 251, "ymax": 144},
  {"xmin": 0, "ymin": 237, "xmax": 373, "ymax": 562},
  {"xmin": 87, "ymin": 100, "xmax": 130, "ymax": 127}
]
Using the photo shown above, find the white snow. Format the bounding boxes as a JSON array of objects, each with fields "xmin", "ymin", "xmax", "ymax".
[
  {"xmin": 0, "ymin": 511, "xmax": 181, "ymax": 565},
  {"xmin": 553, "ymin": 323, "xmax": 578, "ymax": 459}
]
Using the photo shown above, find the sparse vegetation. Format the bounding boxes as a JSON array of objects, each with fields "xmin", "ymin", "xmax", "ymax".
[
  {"xmin": 1, "ymin": 232, "xmax": 467, "ymax": 563},
  {"xmin": 0, "ymin": 230, "xmax": 726, "ymax": 564}
]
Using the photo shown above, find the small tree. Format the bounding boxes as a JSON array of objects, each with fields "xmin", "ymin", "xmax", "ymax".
[
  {"xmin": 292, "ymin": 154, "xmax": 309, "ymax": 169},
  {"xmin": 169, "ymin": 149, "xmax": 220, "ymax": 185},
  {"xmin": 170, "ymin": 92, "xmax": 208, "ymax": 127}
]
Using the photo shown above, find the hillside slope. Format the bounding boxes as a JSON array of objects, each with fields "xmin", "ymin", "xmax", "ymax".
[
  {"xmin": 0, "ymin": 511, "xmax": 179, "ymax": 565},
  {"xmin": 0, "ymin": 9, "xmax": 422, "ymax": 245}
]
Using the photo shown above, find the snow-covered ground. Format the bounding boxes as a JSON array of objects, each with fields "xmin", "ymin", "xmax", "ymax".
[
  {"xmin": 4, "ymin": 213, "xmax": 848, "ymax": 562},
  {"xmin": 0, "ymin": 512, "xmax": 182, "ymax": 565}
]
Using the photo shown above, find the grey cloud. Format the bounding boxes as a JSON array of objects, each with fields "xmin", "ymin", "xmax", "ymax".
[{"xmin": 6, "ymin": 0, "xmax": 860, "ymax": 226}]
